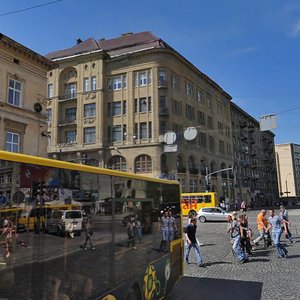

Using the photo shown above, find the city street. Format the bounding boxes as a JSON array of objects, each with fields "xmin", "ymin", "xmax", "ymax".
[
  {"xmin": 168, "ymin": 208, "xmax": 300, "ymax": 300},
  {"xmin": 0, "ymin": 216, "xmax": 169, "ymax": 299}
]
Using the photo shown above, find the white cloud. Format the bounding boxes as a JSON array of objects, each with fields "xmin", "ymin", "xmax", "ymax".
[{"xmin": 287, "ymin": 20, "xmax": 300, "ymax": 37}]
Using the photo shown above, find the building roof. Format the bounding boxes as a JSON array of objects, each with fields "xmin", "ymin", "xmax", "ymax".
[
  {"xmin": 45, "ymin": 31, "xmax": 231, "ymax": 98},
  {"xmin": 0, "ymin": 33, "xmax": 55, "ymax": 69},
  {"xmin": 46, "ymin": 38, "xmax": 101, "ymax": 60},
  {"xmin": 98, "ymin": 31, "xmax": 160, "ymax": 52}
]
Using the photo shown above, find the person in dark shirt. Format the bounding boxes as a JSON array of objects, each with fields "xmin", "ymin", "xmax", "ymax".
[{"xmin": 184, "ymin": 218, "xmax": 204, "ymax": 267}]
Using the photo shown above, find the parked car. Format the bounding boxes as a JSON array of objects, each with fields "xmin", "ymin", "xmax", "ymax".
[
  {"xmin": 197, "ymin": 207, "xmax": 231, "ymax": 223},
  {"xmin": 45, "ymin": 210, "xmax": 83, "ymax": 236}
]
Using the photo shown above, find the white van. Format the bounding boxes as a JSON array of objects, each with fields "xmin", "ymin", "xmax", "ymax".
[{"xmin": 45, "ymin": 210, "xmax": 83, "ymax": 236}]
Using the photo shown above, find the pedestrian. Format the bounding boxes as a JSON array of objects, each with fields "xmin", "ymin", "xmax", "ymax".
[
  {"xmin": 1, "ymin": 218, "xmax": 13, "ymax": 258},
  {"xmin": 135, "ymin": 214, "xmax": 142, "ymax": 244},
  {"xmin": 225, "ymin": 201, "xmax": 229, "ymax": 212},
  {"xmin": 240, "ymin": 200, "xmax": 246, "ymax": 212},
  {"xmin": 185, "ymin": 217, "xmax": 204, "ymax": 267},
  {"xmin": 83, "ymin": 217, "xmax": 95, "ymax": 250},
  {"xmin": 168, "ymin": 211, "xmax": 177, "ymax": 242},
  {"xmin": 253, "ymin": 209, "xmax": 268, "ymax": 247},
  {"xmin": 220, "ymin": 200, "xmax": 226, "ymax": 211},
  {"xmin": 127, "ymin": 216, "xmax": 136, "ymax": 249},
  {"xmin": 230, "ymin": 214, "xmax": 249, "ymax": 263},
  {"xmin": 279, "ymin": 205, "xmax": 294, "ymax": 243},
  {"xmin": 267, "ymin": 209, "xmax": 288, "ymax": 258},
  {"xmin": 158, "ymin": 210, "xmax": 169, "ymax": 252},
  {"xmin": 240, "ymin": 214, "xmax": 252, "ymax": 255}
]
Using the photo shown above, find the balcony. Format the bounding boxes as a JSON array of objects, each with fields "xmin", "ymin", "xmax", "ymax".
[
  {"xmin": 158, "ymin": 79, "xmax": 168, "ymax": 88},
  {"xmin": 177, "ymin": 166, "xmax": 186, "ymax": 174},
  {"xmin": 58, "ymin": 117, "xmax": 77, "ymax": 126},
  {"xmin": 159, "ymin": 107, "xmax": 169, "ymax": 116},
  {"xmin": 189, "ymin": 168, "xmax": 198, "ymax": 175},
  {"xmin": 58, "ymin": 141, "xmax": 77, "ymax": 148},
  {"xmin": 58, "ymin": 91, "xmax": 77, "ymax": 101}
]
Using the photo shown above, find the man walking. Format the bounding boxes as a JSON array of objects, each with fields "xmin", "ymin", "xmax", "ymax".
[
  {"xmin": 279, "ymin": 205, "xmax": 294, "ymax": 243},
  {"xmin": 268, "ymin": 209, "xmax": 288, "ymax": 258},
  {"xmin": 253, "ymin": 209, "xmax": 268, "ymax": 247},
  {"xmin": 185, "ymin": 217, "xmax": 204, "ymax": 267},
  {"xmin": 158, "ymin": 210, "xmax": 169, "ymax": 252},
  {"xmin": 230, "ymin": 215, "xmax": 249, "ymax": 263},
  {"xmin": 83, "ymin": 217, "xmax": 95, "ymax": 250}
]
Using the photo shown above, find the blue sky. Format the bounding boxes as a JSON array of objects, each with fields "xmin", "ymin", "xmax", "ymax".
[{"xmin": 1, "ymin": 0, "xmax": 300, "ymax": 144}]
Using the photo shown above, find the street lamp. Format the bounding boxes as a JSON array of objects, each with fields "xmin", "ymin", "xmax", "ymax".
[{"xmin": 285, "ymin": 173, "xmax": 292, "ymax": 198}]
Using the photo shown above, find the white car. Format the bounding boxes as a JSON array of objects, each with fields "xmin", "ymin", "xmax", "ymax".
[{"xmin": 197, "ymin": 207, "xmax": 231, "ymax": 223}]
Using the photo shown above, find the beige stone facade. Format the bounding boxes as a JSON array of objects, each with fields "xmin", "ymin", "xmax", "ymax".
[
  {"xmin": 231, "ymin": 102, "xmax": 278, "ymax": 207},
  {"xmin": 46, "ymin": 32, "xmax": 234, "ymax": 197},
  {"xmin": 0, "ymin": 33, "xmax": 54, "ymax": 204},
  {"xmin": 275, "ymin": 143, "xmax": 300, "ymax": 202},
  {"xmin": 0, "ymin": 33, "xmax": 54, "ymax": 156}
]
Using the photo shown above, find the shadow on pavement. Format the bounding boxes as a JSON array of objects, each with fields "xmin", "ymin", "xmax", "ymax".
[
  {"xmin": 249, "ymin": 258, "xmax": 270, "ymax": 263},
  {"xmin": 166, "ymin": 277, "xmax": 263, "ymax": 300},
  {"xmin": 205, "ymin": 261, "xmax": 232, "ymax": 266}
]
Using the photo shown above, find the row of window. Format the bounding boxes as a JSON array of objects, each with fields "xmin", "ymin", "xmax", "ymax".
[
  {"xmin": 107, "ymin": 155, "xmax": 152, "ymax": 173},
  {"xmin": 47, "ymin": 98, "xmax": 153, "ymax": 122},
  {"xmin": 57, "ymin": 121, "xmax": 153, "ymax": 145},
  {"xmin": 0, "ymin": 173, "xmax": 12, "ymax": 184},
  {"xmin": 48, "ymin": 104, "xmax": 96, "ymax": 122}
]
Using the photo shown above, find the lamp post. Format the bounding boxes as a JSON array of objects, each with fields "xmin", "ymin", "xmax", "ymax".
[
  {"xmin": 285, "ymin": 173, "xmax": 292, "ymax": 198},
  {"xmin": 205, "ymin": 167, "xmax": 233, "ymax": 192}
]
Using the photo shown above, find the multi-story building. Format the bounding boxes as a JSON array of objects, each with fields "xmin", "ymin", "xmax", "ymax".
[
  {"xmin": 275, "ymin": 143, "xmax": 300, "ymax": 203},
  {"xmin": 231, "ymin": 102, "xmax": 278, "ymax": 207},
  {"xmin": 0, "ymin": 33, "xmax": 54, "ymax": 205},
  {"xmin": 46, "ymin": 31, "xmax": 234, "ymax": 196}
]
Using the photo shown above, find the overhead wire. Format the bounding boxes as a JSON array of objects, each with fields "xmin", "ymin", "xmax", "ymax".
[{"xmin": 0, "ymin": 0, "xmax": 63, "ymax": 17}]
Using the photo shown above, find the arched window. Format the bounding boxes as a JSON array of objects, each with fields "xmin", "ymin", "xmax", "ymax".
[
  {"xmin": 188, "ymin": 156, "xmax": 198, "ymax": 174},
  {"xmin": 135, "ymin": 155, "xmax": 152, "ymax": 173},
  {"xmin": 59, "ymin": 68, "xmax": 77, "ymax": 100},
  {"xmin": 177, "ymin": 155, "xmax": 186, "ymax": 173},
  {"xmin": 108, "ymin": 156, "xmax": 127, "ymax": 172},
  {"xmin": 200, "ymin": 159, "xmax": 208, "ymax": 176}
]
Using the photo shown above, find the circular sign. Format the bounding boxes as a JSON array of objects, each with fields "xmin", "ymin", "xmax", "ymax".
[
  {"xmin": 183, "ymin": 127, "xmax": 197, "ymax": 141},
  {"xmin": 13, "ymin": 191, "xmax": 25, "ymax": 204},
  {"xmin": 163, "ymin": 132, "xmax": 176, "ymax": 145}
]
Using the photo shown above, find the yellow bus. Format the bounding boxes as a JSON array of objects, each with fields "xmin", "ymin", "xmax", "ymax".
[
  {"xmin": 0, "ymin": 150, "xmax": 182, "ymax": 299},
  {"xmin": 181, "ymin": 192, "xmax": 217, "ymax": 217}
]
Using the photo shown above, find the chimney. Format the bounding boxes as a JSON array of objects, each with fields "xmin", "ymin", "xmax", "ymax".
[{"xmin": 76, "ymin": 38, "xmax": 82, "ymax": 44}]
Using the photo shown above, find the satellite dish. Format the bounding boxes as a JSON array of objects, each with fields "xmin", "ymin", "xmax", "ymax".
[
  {"xmin": 164, "ymin": 132, "xmax": 176, "ymax": 145},
  {"xmin": 184, "ymin": 127, "xmax": 197, "ymax": 141}
]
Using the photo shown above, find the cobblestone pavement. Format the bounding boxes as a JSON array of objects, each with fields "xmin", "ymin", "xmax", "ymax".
[{"xmin": 168, "ymin": 208, "xmax": 300, "ymax": 300}]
